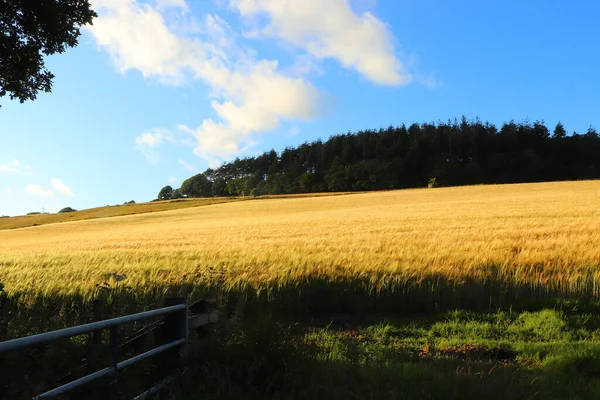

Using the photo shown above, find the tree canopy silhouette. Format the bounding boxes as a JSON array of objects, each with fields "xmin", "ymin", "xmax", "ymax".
[
  {"xmin": 169, "ymin": 118, "xmax": 600, "ymax": 198},
  {"xmin": 0, "ymin": 0, "xmax": 96, "ymax": 104},
  {"xmin": 158, "ymin": 185, "xmax": 174, "ymax": 201}
]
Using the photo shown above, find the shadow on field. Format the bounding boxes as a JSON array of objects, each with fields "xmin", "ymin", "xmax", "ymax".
[
  {"xmin": 225, "ymin": 268, "xmax": 600, "ymax": 319},
  {"xmin": 5, "ymin": 307, "xmax": 600, "ymax": 399},
  {"xmin": 178, "ymin": 351, "xmax": 600, "ymax": 400},
  {"xmin": 2, "ymin": 267, "xmax": 600, "ymax": 399},
  {"xmin": 170, "ymin": 312, "xmax": 600, "ymax": 400},
  {"xmin": 3, "ymin": 264, "xmax": 600, "ymax": 337}
]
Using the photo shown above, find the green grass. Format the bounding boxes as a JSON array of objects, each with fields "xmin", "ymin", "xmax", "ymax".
[
  {"xmin": 4, "ymin": 292, "xmax": 600, "ymax": 398},
  {"xmin": 169, "ymin": 309, "xmax": 600, "ymax": 400}
]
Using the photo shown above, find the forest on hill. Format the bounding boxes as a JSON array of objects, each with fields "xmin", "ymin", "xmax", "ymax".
[{"xmin": 159, "ymin": 118, "xmax": 600, "ymax": 199}]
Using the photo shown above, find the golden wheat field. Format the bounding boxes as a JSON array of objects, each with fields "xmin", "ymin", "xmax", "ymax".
[
  {"xmin": 0, "ymin": 197, "xmax": 236, "ymax": 230},
  {"xmin": 1, "ymin": 181, "xmax": 599, "ymax": 304}
]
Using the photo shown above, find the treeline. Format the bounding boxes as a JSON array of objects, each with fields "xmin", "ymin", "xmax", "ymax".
[{"xmin": 159, "ymin": 117, "xmax": 600, "ymax": 199}]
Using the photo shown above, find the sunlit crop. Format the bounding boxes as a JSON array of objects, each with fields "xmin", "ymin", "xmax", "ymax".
[{"xmin": 1, "ymin": 181, "xmax": 599, "ymax": 309}]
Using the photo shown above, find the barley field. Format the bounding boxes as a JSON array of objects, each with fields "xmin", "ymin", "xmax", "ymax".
[
  {"xmin": 0, "ymin": 197, "xmax": 235, "ymax": 230},
  {"xmin": 1, "ymin": 181, "xmax": 599, "ymax": 310}
]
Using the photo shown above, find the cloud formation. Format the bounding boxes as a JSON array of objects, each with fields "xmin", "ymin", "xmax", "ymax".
[
  {"xmin": 0, "ymin": 159, "xmax": 26, "ymax": 174},
  {"xmin": 229, "ymin": 0, "xmax": 409, "ymax": 85},
  {"xmin": 90, "ymin": 0, "xmax": 406, "ymax": 164},
  {"xmin": 26, "ymin": 184, "xmax": 52, "ymax": 197},
  {"xmin": 178, "ymin": 158, "xmax": 199, "ymax": 173},
  {"xmin": 90, "ymin": 0, "xmax": 324, "ymax": 164},
  {"xmin": 134, "ymin": 128, "xmax": 175, "ymax": 164},
  {"xmin": 155, "ymin": 0, "xmax": 188, "ymax": 10},
  {"xmin": 24, "ymin": 179, "xmax": 74, "ymax": 197},
  {"xmin": 90, "ymin": 0, "xmax": 322, "ymax": 164},
  {"xmin": 178, "ymin": 60, "xmax": 322, "ymax": 162},
  {"xmin": 136, "ymin": 130, "xmax": 169, "ymax": 147},
  {"xmin": 51, "ymin": 179, "xmax": 75, "ymax": 196},
  {"xmin": 90, "ymin": 0, "xmax": 195, "ymax": 84}
]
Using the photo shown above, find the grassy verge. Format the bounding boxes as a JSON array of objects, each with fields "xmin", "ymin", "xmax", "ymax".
[
  {"xmin": 171, "ymin": 309, "xmax": 600, "ymax": 399},
  {"xmin": 3, "ymin": 287, "xmax": 600, "ymax": 399}
]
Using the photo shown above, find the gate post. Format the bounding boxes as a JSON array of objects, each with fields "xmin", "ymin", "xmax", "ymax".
[
  {"xmin": 162, "ymin": 298, "xmax": 188, "ymax": 366},
  {"xmin": 0, "ymin": 294, "xmax": 9, "ymax": 341},
  {"xmin": 109, "ymin": 325, "xmax": 119, "ymax": 400}
]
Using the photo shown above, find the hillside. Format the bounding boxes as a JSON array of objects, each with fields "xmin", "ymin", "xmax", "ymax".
[
  {"xmin": 1, "ymin": 180, "xmax": 598, "ymax": 306},
  {"xmin": 0, "ymin": 198, "xmax": 235, "ymax": 230},
  {"xmin": 3, "ymin": 180, "xmax": 600, "ymax": 399},
  {"xmin": 0, "ymin": 192, "xmax": 354, "ymax": 231}
]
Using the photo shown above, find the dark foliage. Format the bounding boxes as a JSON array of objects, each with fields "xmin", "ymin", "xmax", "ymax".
[
  {"xmin": 158, "ymin": 185, "xmax": 173, "ymax": 200},
  {"xmin": 0, "ymin": 0, "xmax": 96, "ymax": 104},
  {"xmin": 170, "ymin": 188, "xmax": 181, "ymax": 199},
  {"xmin": 58, "ymin": 206, "xmax": 76, "ymax": 213},
  {"xmin": 173, "ymin": 117, "xmax": 600, "ymax": 197},
  {"xmin": 181, "ymin": 173, "xmax": 212, "ymax": 197}
]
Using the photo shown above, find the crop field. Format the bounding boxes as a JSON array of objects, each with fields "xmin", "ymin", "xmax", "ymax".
[
  {"xmin": 0, "ymin": 197, "xmax": 236, "ymax": 230},
  {"xmin": 0, "ymin": 180, "xmax": 599, "ymax": 310},
  {"xmin": 0, "ymin": 192, "xmax": 352, "ymax": 231},
  {"xmin": 2, "ymin": 180, "xmax": 600, "ymax": 399}
]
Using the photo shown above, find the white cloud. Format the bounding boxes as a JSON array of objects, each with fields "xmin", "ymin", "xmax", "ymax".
[
  {"xmin": 90, "ymin": 0, "xmax": 199, "ymax": 84},
  {"xmin": 136, "ymin": 131, "xmax": 166, "ymax": 147},
  {"xmin": 137, "ymin": 147, "xmax": 161, "ymax": 164},
  {"xmin": 51, "ymin": 179, "xmax": 75, "ymax": 196},
  {"xmin": 417, "ymin": 74, "xmax": 442, "ymax": 89},
  {"xmin": 285, "ymin": 53, "xmax": 324, "ymax": 77},
  {"xmin": 289, "ymin": 125, "xmax": 300, "ymax": 136},
  {"xmin": 26, "ymin": 184, "xmax": 52, "ymax": 197},
  {"xmin": 90, "ymin": 0, "xmax": 412, "ymax": 164},
  {"xmin": 350, "ymin": 0, "xmax": 378, "ymax": 13},
  {"xmin": 134, "ymin": 128, "xmax": 175, "ymax": 164},
  {"xmin": 5, "ymin": 187, "xmax": 12, "ymax": 194},
  {"xmin": 229, "ymin": 0, "xmax": 410, "ymax": 85},
  {"xmin": 181, "ymin": 59, "xmax": 322, "ymax": 162},
  {"xmin": 178, "ymin": 159, "xmax": 199, "ymax": 173},
  {"xmin": 0, "ymin": 159, "xmax": 26, "ymax": 174},
  {"xmin": 155, "ymin": 0, "xmax": 188, "ymax": 11},
  {"xmin": 168, "ymin": 176, "xmax": 179, "ymax": 183},
  {"xmin": 89, "ymin": 0, "xmax": 326, "ymax": 163}
]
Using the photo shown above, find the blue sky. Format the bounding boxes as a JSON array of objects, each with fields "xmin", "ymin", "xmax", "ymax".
[{"xmin": 1, "ymin": 0, "xmax": 598, "ymax": 216}]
